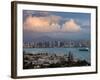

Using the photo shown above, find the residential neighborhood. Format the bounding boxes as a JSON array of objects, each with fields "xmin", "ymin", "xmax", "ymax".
[{"xmin": 23, "ymin": 51, "xmax": 90, "ymax": 69}]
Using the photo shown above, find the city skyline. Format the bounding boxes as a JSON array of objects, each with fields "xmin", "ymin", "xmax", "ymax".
[
  {"xmin": 23, "ymin": 40, "xmax": 90, "ymax": 48},
  {"xmin": 23, "ymin": 10, "xmax": 91, "ymax": 42}
]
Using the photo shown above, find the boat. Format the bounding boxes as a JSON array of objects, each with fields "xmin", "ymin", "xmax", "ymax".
[{"xmin": 79, "ymin": 48, "xmax": 89, "ymax": 51}]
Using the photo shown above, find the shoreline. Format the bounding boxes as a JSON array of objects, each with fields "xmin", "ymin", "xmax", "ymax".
[{"xmin": 23, "ymin": 51, "xmax": 90, "ymax": 69}]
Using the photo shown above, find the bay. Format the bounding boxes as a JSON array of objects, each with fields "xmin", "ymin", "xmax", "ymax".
[{"xmin": 23, "ymin": 48, "xmax": 90, "ymax": 63}]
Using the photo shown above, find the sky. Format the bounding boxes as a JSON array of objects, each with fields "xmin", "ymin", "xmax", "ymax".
[{"xmin": 23, "ymin": 10, "xmax": 91, "ymax": 42}]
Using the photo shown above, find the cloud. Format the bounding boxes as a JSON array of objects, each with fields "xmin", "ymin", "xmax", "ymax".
[
  {"xmin": 62, "ymin": 19, "xmax": 81, "ymax": 32},
  {"xmin": 49, "ymin": 15, "xmax": 61, "ymax": 23},
  {"xmin": 23, "ymin": 10, "xmax": 51, "ymax": 18},
  {"xmin": 24, "ymin": 15, "xmax": 61, "ymax": 32},
  {"xmin": 24, "ymin": 14, "xmax": 81, "ymax": 32}
]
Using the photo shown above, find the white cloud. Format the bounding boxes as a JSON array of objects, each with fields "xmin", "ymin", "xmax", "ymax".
[
  {"xmin": 24, "ymin": 15, "xmax": 81, "ymax": 32},
  {"xmin": 24, "ymin": 15, "xmax": 61, "ymax": 32},
  {"xmin": 62, "ymin": 19, "xmax": 81, "ymax": 32}
]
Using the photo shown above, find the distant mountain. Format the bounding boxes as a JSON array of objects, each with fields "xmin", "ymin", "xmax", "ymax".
[
  {"xmin": 32, "ymin": 36, "xmax": 54, "ymax": 41},
  {"xmin": 24, "ymin": 36, "xmax": 66, "ymax": 42},
  {"xmin": 24, "ymin": 36, "xmax": 90, "ymax": 43}
]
